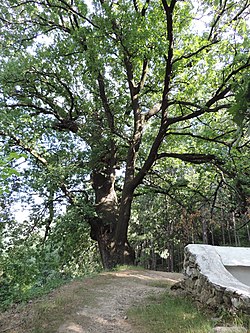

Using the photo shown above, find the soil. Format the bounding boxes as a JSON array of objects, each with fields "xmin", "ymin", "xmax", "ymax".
[{"xmin": 0, "ymin": 269, "xmax": 183, "ymax": 333}]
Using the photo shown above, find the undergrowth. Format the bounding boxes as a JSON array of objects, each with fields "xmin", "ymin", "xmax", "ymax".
[{"xmin": 0, "ymin": 273, "xmax": 72, "ymax": 311}]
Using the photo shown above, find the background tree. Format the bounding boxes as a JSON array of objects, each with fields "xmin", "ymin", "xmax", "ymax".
[{"xmin": 0, "ymin": 0, "xmax": 249, "ymax": 269}]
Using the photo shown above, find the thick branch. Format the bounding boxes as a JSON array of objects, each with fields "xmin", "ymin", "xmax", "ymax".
[
  {"xmin": 161, "ymin": 0, "xmax": 176, "ymax": 114},
  {"xmin": 133, "ymin": 0, "xmax": 139, "ymax": 12},
  {"xmin": 127, "ymin": 0, "xmax": 177, "ymax": 190},
  {"xmin": 156, "ymin": 152, "xmax": 221, "ymax": 164},
  {"xmin": 138, "ymin": 58, "xmax": 149, "ymax": 92},
  {"xmin": 141, "ymin": 0, "xmax": 150, "ymax": 16},
  {"xmin": 97, "ymin": 72, "xmax": 115, "ymax": 132},
  {"xmin": 167, "ymin": 98, "xmax": 230, "ymax": 125}
]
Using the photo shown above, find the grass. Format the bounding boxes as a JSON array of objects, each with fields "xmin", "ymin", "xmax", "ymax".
[
  {"xmin": 112, "ymin": 264, "xmax": 145, "ymax": 272},
  {"xmin": 218, "ymin": 310, "xmax": 250, "ymax": 331},
  {"xmin": 128, "ymin": 291, "xmax": 250, "ymax": 333},
  {"xmin": 128, "ymin": 292, "xmax": 214, "ymax": 333}
]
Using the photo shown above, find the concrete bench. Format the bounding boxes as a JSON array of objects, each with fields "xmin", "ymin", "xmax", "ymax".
[{"xmin": 182, "ymin": 244, "xmax": 250, "ymax": 314}]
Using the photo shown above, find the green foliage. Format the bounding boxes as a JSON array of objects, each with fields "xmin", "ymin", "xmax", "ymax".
[
  {"xmin": 0, "ymin": 151, "xmax": 27, "ymax": 195},
  {"xmin": 0, "ymin": 204, "xmax": 101, "ymax": 310},
  {"xmin": 0, "ymin": 238, "xmax": 69, "ymax": 310},
  {"xmin": 50, "ymin": 206, "xmax": 102, "ymax": 275},
  {"xmin": 0, "ymin": 237, "xmax": 100, "ymax": 311}
]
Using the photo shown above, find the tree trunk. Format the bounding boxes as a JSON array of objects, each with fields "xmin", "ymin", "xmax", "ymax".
[
  {"xmin": 89, "ymin": 170, "xmax": 135, "ymax": 269},
  {"xmin": 90, "ymin": 217, "xmax": 135, "ymax": 269}
]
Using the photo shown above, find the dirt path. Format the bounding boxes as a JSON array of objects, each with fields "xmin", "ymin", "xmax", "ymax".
[{"xmin": 0, "ymin": 270, "xmax": 183, "ymax": 333}]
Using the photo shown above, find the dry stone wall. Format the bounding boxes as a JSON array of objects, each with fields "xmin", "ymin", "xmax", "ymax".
[{"xmin": 181, "ymin": 245, "xmax": 250, "ymax": 314}]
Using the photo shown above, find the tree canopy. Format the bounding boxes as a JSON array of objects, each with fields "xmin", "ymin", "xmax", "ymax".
[{"xmin": 0, "ymin": 0, "xmax": 249, "ymax": 283}]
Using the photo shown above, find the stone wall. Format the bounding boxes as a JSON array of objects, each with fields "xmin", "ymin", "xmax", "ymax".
[{"xmin": 180, "ymin": 245, "xmax": 250, "ymax": 314}]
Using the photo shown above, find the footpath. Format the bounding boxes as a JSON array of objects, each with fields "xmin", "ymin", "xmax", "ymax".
[{"xmin": 0, "ymin": 270, "xmax": 182, "ymax": 333}]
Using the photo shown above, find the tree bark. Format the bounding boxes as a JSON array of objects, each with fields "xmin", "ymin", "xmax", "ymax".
[{"xmin": 89, "ymin": 170, "xmax": 135, "ymax": 269}]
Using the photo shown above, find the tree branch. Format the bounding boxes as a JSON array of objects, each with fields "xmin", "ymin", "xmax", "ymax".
[
  {"xmin": 173, "ymin": 41, "xmax": 219, "ymax": 63},
  {"xmin": 97, "ymin": 72, "xmax": 115, "ymax": 132},
  {"xmin": 138, "ymin": 58, "xmax": 149, "ymax": 92},
  {"xmin": 141, "ymin": 0, "xmax": 150, "ymax": 16},
  {"xmin": 156, "ymin": 152, "xmax": 222, "ymax": 164},
  {"xmin": 133, "ymin": 0, "xmax": 139, "ymax": 12},
  {"xmin": 166, "ymin": 129, "xmax": 236, "ymax": 147},
  {"xmin": 161, "ymin": 0, "xmax": 176, "ymax": 114},
  {"xmin": 213, "ymin": 59, "xmax": 250, "ymax": 97},
  {"xmin": 208, "ymin": 0, "xmax": 228, "ymax": 41},
  {"xmin": 167, "ymin": 100, "xmax": 230, "ymax": 125},
  {"xmin": 5, "ymin": 103, "xmax": 57, "ymax": 117}
]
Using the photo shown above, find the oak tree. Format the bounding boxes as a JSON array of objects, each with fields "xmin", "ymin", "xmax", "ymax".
[{"xmin": 0, "ymin": 0, "xmax": 249, "ymax": 268}]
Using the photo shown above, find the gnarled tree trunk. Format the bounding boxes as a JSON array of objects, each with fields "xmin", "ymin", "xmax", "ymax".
[{"xmin": 89, "ymin": 170, "xmax": 135, "ymax": 269}]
